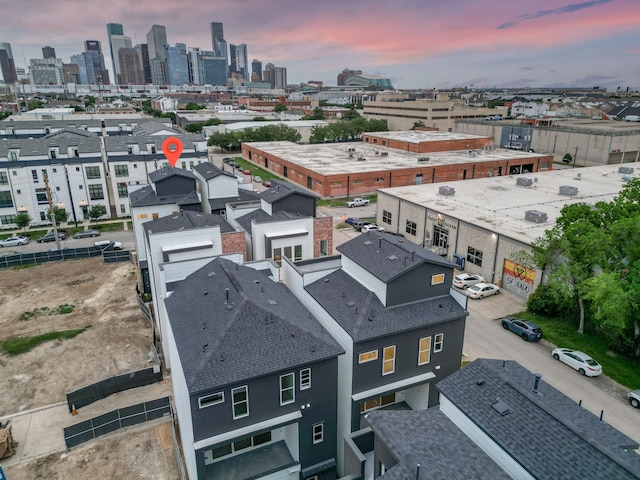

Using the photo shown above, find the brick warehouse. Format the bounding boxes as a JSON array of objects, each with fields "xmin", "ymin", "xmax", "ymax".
[{"xmin": 241, "ymin": 131, "xmax": 554, "ymax": 197}]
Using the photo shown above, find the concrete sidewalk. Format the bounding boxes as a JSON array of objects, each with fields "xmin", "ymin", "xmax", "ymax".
[{"xmin": 0, "ymin": 378, "xmax": 172, "ymax": 467}]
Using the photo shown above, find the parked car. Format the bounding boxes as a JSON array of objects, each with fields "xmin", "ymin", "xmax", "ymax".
[
  {"xmin": 466, "ymin": 282, "xmax": 500, "ymax": 299},
  {"xmin": 346, "ymin": 197, "xmax": 370, "ymax": 208},
  {"xmin": 551, "ymin": 348, "xmax": 602, "ymax": 377},
  {"xmin": 501, "ymin": 316, "xmax": 543, "ymax": 341},
  {"xmin": 242, "ymin": 169, "xmax": 251, "ymax": 175},
  {"xmin": 629, "ymin": 390, "xmax": 640, "ymax": 408},
  {"xmin": 94, "ymin": 240, "xmax": 123, "ymax": 250},
  {"xmin": 262, "ymin": 180, "xmax": 272, "ymax": 187},
  {"xmin": 223, "ymin": 157, "xmax": 232, "ymax": 164},
  {"xmin": 361, "ymin": 223, "xmax": 385, "ymax": 233},
  {"xmin": 0, "ymin": 236, "xmax": 29, "ymax": 247},
  {"xmin": 345, "ymin": 217, "xmax": 361, "ymax": 226},
  {"xmin": 453, "ymin": 273, "xmax": 485, "ymax": 289},
  {"xmin": 37, "ymin": 231, "xmax": 66, "ymax": 243},
  {"xmin": 253, "ymin": 175, "xmax": 262, "ymax": 183},
  {"xmin": 73, "ymin": 229, "xmax": 101, "ymax": 239}
]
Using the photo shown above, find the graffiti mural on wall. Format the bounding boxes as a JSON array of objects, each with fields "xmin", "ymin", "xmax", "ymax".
[{"xmin": 502, "ymin": 259, "xmax": 535, "ymax": 297}]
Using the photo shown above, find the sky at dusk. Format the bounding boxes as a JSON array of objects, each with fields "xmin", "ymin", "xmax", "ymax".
[{"xmin": 1, "ymin": 0, "xmax": 638, "ymax": 90}]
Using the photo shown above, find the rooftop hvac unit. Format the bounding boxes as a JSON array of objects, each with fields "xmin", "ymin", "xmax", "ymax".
[
  {"xmin": 381, "ymin": 151, "xmax": 388, "ymax": 156},
  {"xmin": 516, "ymin": 177, "xmax": 533, "ymax": 187},
  {"xmin": 357, "ymin": 156, "xmax": 366, "ymax": 161},
  {"xmin": 559, "ymin": 185, "xmax": 578, "ymax": 196},
  {"xmin": 525, "ymin": 210, "xmax": 548, "ymax": 223},
  {"xmin": 439, "ymin": 186, "xmax": 455, "ymax": 196},
  {"xmin": 418, "ymin": 156, "xmax": 430, "ymax": 163},
  {"xmin": 348, "ymin": 152, "xmax": 353, "ymax": 158},
  {"xmin": 618, "ymin": 166, "xmax": 634, "ymax": 175}
]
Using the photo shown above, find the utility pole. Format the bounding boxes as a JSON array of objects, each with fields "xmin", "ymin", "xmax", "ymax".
[{"xmin": 43, "ymin": 172, "xmax": 61, "ymax": 250}]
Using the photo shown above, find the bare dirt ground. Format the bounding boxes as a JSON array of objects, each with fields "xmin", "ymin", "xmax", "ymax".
[
  {"xmin": 4, "ymin": 420, "xmax": 179, "ymax": 480},
  {"xmin": 0, "ymin": 257, "xmax": 179, "ymax": 479}
]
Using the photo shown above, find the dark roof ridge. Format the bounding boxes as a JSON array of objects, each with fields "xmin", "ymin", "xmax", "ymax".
[
  {"xmin": 220, "ymin": 260, "xmax": 247, "ymax": 302},
  {"xmin": 351, "ymin": 291, "xmax": 376, "ymax": 338}
]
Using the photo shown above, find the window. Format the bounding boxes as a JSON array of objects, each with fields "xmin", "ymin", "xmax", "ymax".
[
  {"xmin": 418, "ymin": 337, "xmax": 431, "ymax": 365},
  {"xmin": 35, "ymin": 188, "xmax": 48, "ymax": 204},
  {"xmin": 120, "ymin": 204, "xmax": 126, "ymax": 214},
  {"xmin": 0, "ymin": 172, "xmax": 7, "ymax": 185},
  {"xmin": 199, "ymin": 392, "xmax": 224, "ymax": 408},
  {"xmin": 85, "ymin": 166, "xmax": 101, "ymax": 179},
  {"xmin": 374, "ymin": 177, "xmax": 385, "ymax": 183},
  {"xmin": 300, "ymin": 368, "xmax": 311, "ymax": 390},
  {"xmin": 312, "ymin": 423, "xmax": 324, "ymax": 444},
  {"xmin": 40, "ymin": 211, "xmax": 47, "ymax": 221},
  {"xmin": 0, "ymin": 214, "xmax": 16, "ymax": 225},
  {"xmin": 32, "ymin": 170, "xmax": 38, "ymax": 182},
  {"xmin": 212, "ymin": 444, "xmax": 233, "ymax": 459},
  {"xmin": 117, "ymin": 182, "xmax": 128, "ymax": 198},
  {"xmin": 382, "ymin": 210, "xmax": 392, "ymax": 224},
  {"xmin": 210, "ymin": 432, "xmax": 272, "ymax": 460},
  {"xmin": 232, "ymin": 386, "xmax": 249, "ymax": 419},
  {"xmin": 382, "ymin": 346, "xmax": 396, "ymax": 375},
  {"xmin": 0, "ymin": 191, "xmax": 15, "ymax": 208},
  {"xmin": 434, "ymin": 333, "xmax": 444, "ymax": 352},
  {"xmin": 280, "ymin": 373, "xmax": 295, "ymax": 405},
  {"xmin": 431, "ymin": 273, "xmax": 445, "ymax": 285},
  {"xmin": 152, "ymin": 213, "xmax": 159, "ymax": 220},
  {"xmin": 88, "ymin": 184, "xmax": 104, "ymax": 200},
  {"xmin": 114, "ymin": 165, "xmax": 129, "ymax": 177},
  {"xmin": 359, "ymin": 393, "xmax": 396, "ymax": 413},
  {"xmin": 467, "ymin": 247, "xmax": 483, "ymax": 266},
  {"xmin": 405, "ymin": 220, "xmax": 417, "ymax": 236},
  {"xmin": 137, "ymin": 213, "xmax": 148, "ymax": 219},
  {"xmin": 358, "ymin": 350, "xmax": 378, "ymax": 364},
  {"xmin": 9, "ymin": 151, "xmax": 17, "ymax": 161},
  {"xmin": 294, "ymin": 245, "xmax": 302, "ymax": 261},
  {"xmin": 320, "ymin": 239, "xmax": 328, "ymax": 256},
  {"xmin": 49, "ymin": 149, "xmax": 57, "ymax": 159},
  {"xmin": 330, "ymin": 181, "xmax": 342, "ymax": 186}
]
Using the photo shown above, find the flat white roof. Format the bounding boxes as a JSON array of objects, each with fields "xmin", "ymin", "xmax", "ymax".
[
  {"xmin": 244, "ymin": 141, "xmax": 543, "ymax": 176},
  {"xmin": 379, "ymin": 163, "xmax": 640, "ymax": 245},
  {"xmin": 365, "ymin": 130, "xmax": 491, "ymax": 144},
  {"xmin": 226, "ymin": 120, "xmax": 327, "ymax": 131}
]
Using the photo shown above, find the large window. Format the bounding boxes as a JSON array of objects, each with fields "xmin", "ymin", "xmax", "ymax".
[
  {"xmin": 320, "ymin": 239, "xmax": 328, "ymax": 256},
  {"xmin": 358, "ymin": 350, "xmax": 378, "ymax": 364},
  {"xmin": 211, "ymin": 432, "xmax": 271, "ymax": 460},
  {"xmin": 35, "ymin": 188, "xmax": 48, "ymax": 204},
  {"xmin": 382, "ymin": 346, "xmax": 396, "ymax": 375},
  {"xmin": 467, "ymin": 247, "xmax": 483, "ymax": 266},
  {"xmin": 434, "ymin": 333, "xmax": 444, "ymax": 352},
  {"xmin": 114, "ymin": 165, "xmax": 129, "ymax": 177},
  {"xmin": 280, "ymin": 373, "xmax": 295, "ymax": 405},
  {"xmin": 85, "ymin": 166, "xmax": 101, "ymax": 179},
  {"xmin": 0, "ymin": 214, "xmax": 16, "ymax": 225},
  {"xmin": 359, "ymin": 393, "xmax": 396, "ymax": 413},
  {"xmin": 382, "ymin": 210, "xmax": 392, "ymax": 224},
  {"xmin": 405, "ymin": 220, "xmax": 417, "ymax": 236},
  {"xmin": 418, "ymin": 337, "xmax": 431, "ymax": 365},
  {"xmin": 0, "ymin": 172, "xmax": 7, "ymax": 185},
  {"xmin": 300, "ymin": 368, "xmax": 311, "ymax": 390},
  {"xmin": 232, "ymin": 386, "xmax": 249, "ymax": 419},
  {"xmin": 312, "ymin": 423, "xmax": 324, "ymax": 444},
  {"xmin": 117, "ymin": 182, "xmax": 128, "ymax": 198},
  {"xmin": 0, "ymin": 191, "xmax": 13, "ymax": 208},
  {"xmin": 89, "ymin": 184, "xmax": 104, "ymax": 200},
  {"xmin": 198, "ymin": 392, "xmax": 224, "ymax": 409},
  {"xmin": 294, "ymin": 245, "xmax": 302, "ymax": 261}
]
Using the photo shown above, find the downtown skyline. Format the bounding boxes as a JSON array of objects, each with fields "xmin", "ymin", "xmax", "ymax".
[{"xmin": 0, "ymin": 0, "xmax": 638, "ymax": 90}]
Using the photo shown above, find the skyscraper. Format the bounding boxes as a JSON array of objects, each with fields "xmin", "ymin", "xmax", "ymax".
[
  {"xmin": 118, "ymin": 47, "xmax": 144, "ymax": 85},
  {"xmin": 106, "ymin": 23, "xmax": 124, "ymax": 81},
  {"xmin": 229, "ymin": 43, "xmax": 249, "ymax": 81},
  {"xmin": 70, "ymin": 40, "xmax": 110, "ymax": 85},
  {"xmin": 210, "ymin": 22, "xmax": 224, "ymax": 51},
  {"xmin": 251, "ymin": 59, "xmax": 262, "ymax": 82},
  {"xmin": 165, "ymin": 43, "xmax": 189, "ymax": 85},
  {"xmin": 147, "ymin": 25, "xmax": 168, "ymax": 85},
  {"xmin": 136, "ymin": 44, "xmax": 152, "ymax": 84},
  {"xmin": 109, "ymin": 34, "xmax": 132, "ymax": 84},
  {"xmin": 263, "ymin": 63, "xmax": 287, "ymax": 89},
  {"xmin": 198, "ymin": 51, "xmax": 227, "ymax": 85},
  {"xmin": 0, "ymin": 42, "xmax": 18, "ymax": 84},
  {"xmin": 210, "ymin": 22, "xmax": 228, "ymax": 78},
  {"xmin": 42, "ymin": 46, "xmax": 56, "ymax": 59}
]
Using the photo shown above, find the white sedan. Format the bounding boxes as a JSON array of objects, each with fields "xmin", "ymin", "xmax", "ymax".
[
  {"xmin": 453, "ymin": 273, "xmax": 485, "ymax": 289},
  {"xmin": 551, "ymin": 348, "xmax": 602, "ymax": 377},
  {"xmin": 361, "ymin": 223, "xmax": 385, "ymax": 233},
  {"xmin": 0, "ymin": 236, "xmax": 29, "ymax": 247},
  {"xmin": 466, "ymin": 282, "xmax": 500, "ymax": 299}
]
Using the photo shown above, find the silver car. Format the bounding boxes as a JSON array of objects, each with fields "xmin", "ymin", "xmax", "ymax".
[{"xmin": 0, "ymin": 236, "xmax": 29, "ymax": 247}]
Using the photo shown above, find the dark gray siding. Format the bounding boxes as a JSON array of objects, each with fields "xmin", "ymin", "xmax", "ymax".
[
  {"xmin": 154, "ymin": 176, "xmax": 197, "ymax": 197},
  {"xmin": 386, "ymin": 262, "xmax": 454, "ymax": 307},
  {"xmin": 272, "ymin": 194, "xmax": 315, "ymax": 217},
  {"xmin": 351, "ymin": 317, "xmax": 466, "ymax": 407}
]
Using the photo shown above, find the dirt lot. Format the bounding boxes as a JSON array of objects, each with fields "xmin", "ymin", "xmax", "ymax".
[{"xmin": 0, "ymin": 257, "xmax": 179, "ymax": 479}]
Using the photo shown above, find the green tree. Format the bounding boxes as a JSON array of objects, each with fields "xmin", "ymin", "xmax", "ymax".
[
  {"xmin": 412, "ymin": 121, "xmax": 426, "ymax": 130},
  {"xmin": 87, "ymin": 204, "xmax": 107, "ymax": 222},
  {"xmin": 52, "ymin": 207, "xmax": 68, "ymax": 225},
  {"xmin": 207, "ymin": 132, "xmax": 241, "ymax": 151},
  {"xmin": 309, "ymin": 107, "xmax": 325, "ymax": 120},
  {"xmin": 185, "ymin": 102, "xmax": 204, "ymax": 110},
  {"xmin": 562, "ymin": 153, "xmax": 573, "ymax": 164},
  {"xmin": 343, "ymin": 107, "xmax": 361, "ymax": 121},
  {"xmin": 15, "ymin": 211, "xmax": 30, "ymax": 232},
  {"xmin": 274, "ymin": 102, "xmax": 288, "ymax": 114}
]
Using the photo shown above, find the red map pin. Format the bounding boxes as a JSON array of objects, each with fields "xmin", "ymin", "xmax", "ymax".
[{"xmin": 162, "ymin": 136, "xmax": 184, "ymax": 168}]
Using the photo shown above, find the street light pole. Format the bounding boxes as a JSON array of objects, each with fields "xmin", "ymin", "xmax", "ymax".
[{"xmin": 43, "ymin": 172, "xmax": 61, "ymax": 250}]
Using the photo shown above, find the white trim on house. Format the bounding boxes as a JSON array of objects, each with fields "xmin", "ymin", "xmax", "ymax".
[
  {"xmin": 193, "ymin": 411, "xmax": 303, "ymax": 450},
  {"xmin": 352, "ymin": 371, "xmax": 436, "ymax": 402}
]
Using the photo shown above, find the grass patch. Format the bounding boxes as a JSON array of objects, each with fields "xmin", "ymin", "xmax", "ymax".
[
  {"xmin": 89, "ymin": 222, "xmax": 127, "ymax": 233},
  {"xmin": 317, "ymin": 194, "xmax": 378, "ymax": 208},
  {"xmin": 0, "ymin": 326, "xmax": 91, "ymax": 355},
  {"xmin": 18, "ymin": 304, "xmax": 75, "ymax": 320},
  {"xmin": 11, "ymin": 263, "xmax": 39, "ymax": 270},
  {"xmin": 336, "ymin": 223, "xmax": 352, "ymax": 229},
  {"xmin": 515, "ymin": 311, "xmax": 640, "ymax": 389},
  {"xmin": 226, "ymin": 157, "xmax": 282, "ymax": 184}
]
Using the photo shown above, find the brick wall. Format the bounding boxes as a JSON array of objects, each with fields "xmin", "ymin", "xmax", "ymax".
[
  {"xmin": 313, "ymin": 217, "xmax": 333, "ymax": 257},
  {"xmin": 221, "ymin": 231, "xmax": 247, "ymax": 261}
]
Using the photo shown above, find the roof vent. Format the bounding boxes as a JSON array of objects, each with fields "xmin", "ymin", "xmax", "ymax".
[
  {"xmin": 418, "ymin": 156, "xmax": 429, "ymax": 163},
  {"xmin": 516, "ymin": 177, "xmax": 533, "ymax": 187},
  {"xmin": 559, "ymin": 185, "xmax": 578, "ymax": 196},
  {"xmin": 387, "ymin": 255, "xmax": 398, "ymax": 261},
  {"xmin": 618, "ymin": 166, "xmax": 634, "ymax": 175},
  {"xmin": 490, "ymin": 397, "xmax": 511, "ymax": 416},
  {"xmin": 438, "ymin": 186, "xmax": 455, "ymax": 196},
  {"xmin": 207, "ymin": 271, "xmax": 216, "ymax": 277},
  {"xmin": 525, "ymin": 210, "xmax": 548, "ymax": 223}
]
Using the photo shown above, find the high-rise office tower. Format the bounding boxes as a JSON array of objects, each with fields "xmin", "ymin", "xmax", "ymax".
[
  {"xmin": 42, "ymin": 46, "xmax": 56, "ymax": 59},
  {"xmin": 210, "ymin": 22, "xmax": 228, "ymax": 77},
  {"xmin": 136, "ymin": 44, "xmax": 152, "ymax": 84},
  {"xmin": 107, "ymin": 24, "xmax": 133, "ymax": 84},
  {"xmin": 147, "ymin": 24, "xmax": 168, "ymax": 85},
  {"xmin": 118, "ymin": 47, "xmax": 144, "ymax": 85},
  {"xmin": 165, "ymin": 43, "xmax": 189, "ymax": 85},
  {"xmin": 29, "ymin": 58, "xmax": 65, "ymax": 85},
  {"xmin": 70, "ymin": 40, "xmax": 110, "ymax": 85},
  {"xmin": 264, "ymin": 63, "xmax": 287, "ymax": 89},
  {"xmin": 0, "ymin": 42, "xmax": 18, "ymax": 84},
  {"xmin": 229, "ymin": 43, "xmax": 249, "ymax": 81},
  {"xmin": 210, "ymin": 22, "xmax": 224, "ymax": 50},
  {"xmin": 198, "ymin": 51, "xmax": 228, "ymax": 85},
  {"xmin": 251, "ymin": 59, "xmax": 262, "ymax": 82}
]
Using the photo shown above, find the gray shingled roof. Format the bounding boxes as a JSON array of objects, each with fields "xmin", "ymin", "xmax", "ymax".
[
  {"xmin": 305, "ymin": 268, "xmax": 466, "ymax": 342},
  {"xmin": 148, "ymin": 166, "xmax": 197, "ymax": 183},
  {"xmin": 365, "ymin": 409, "xmax": 512, "ymax": 480},
  {"xmin": 235, "ymin": 209, "xmax": 309, "ymax": 233},
  {"xmin": 337, "ymin": 231, "xmax": 455, "ymax": 283},
  {"xmin": 164, "ymin": 257, "xmax": 344, "ymax": 394},
  {"xmin": 143, "ymin": 210, "xmax": 234, "ymax": 235},
  {"xmin": 208, "ymin": 190, "xmax": 260, "ymax": 211},
  {"xmin": 193, "ymin": 161, "xmax": 237, "ymax": 180},
  {"xmin": 43, "ymin": 128, "xmax": 97, "ymax": 139},
  {"xmin": 437, "ymin": 359, "xmax": 640, "ymax": 480},
  {"xmin": 129, "ymin": 184, "xmax": 200, "ymax": 208},
  {"xmin": 259, "ymin": 179, "xmax": 319, "ymax": 203},
  {"xmin": 0, "ymin": 135, "xmax": 103, "ymax": 156}
]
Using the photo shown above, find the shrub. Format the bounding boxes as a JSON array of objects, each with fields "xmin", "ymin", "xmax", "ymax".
[{"xmin": 527, "ymin": 284, "xmax": 579, "ymax": 320}]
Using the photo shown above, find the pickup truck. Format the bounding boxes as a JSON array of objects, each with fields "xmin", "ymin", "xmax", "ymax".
[{"xmin": 346, "ymin": 197, "xmax": 370, "ymax": 208}]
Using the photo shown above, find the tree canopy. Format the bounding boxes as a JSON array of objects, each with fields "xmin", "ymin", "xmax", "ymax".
[
  {"xmin": 309, "ymin": 118, "xmax": 388, "ymax": 143},
  {"xmin": 207, "ymin": 123, "xmax": 302, "ymax": 151}
]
